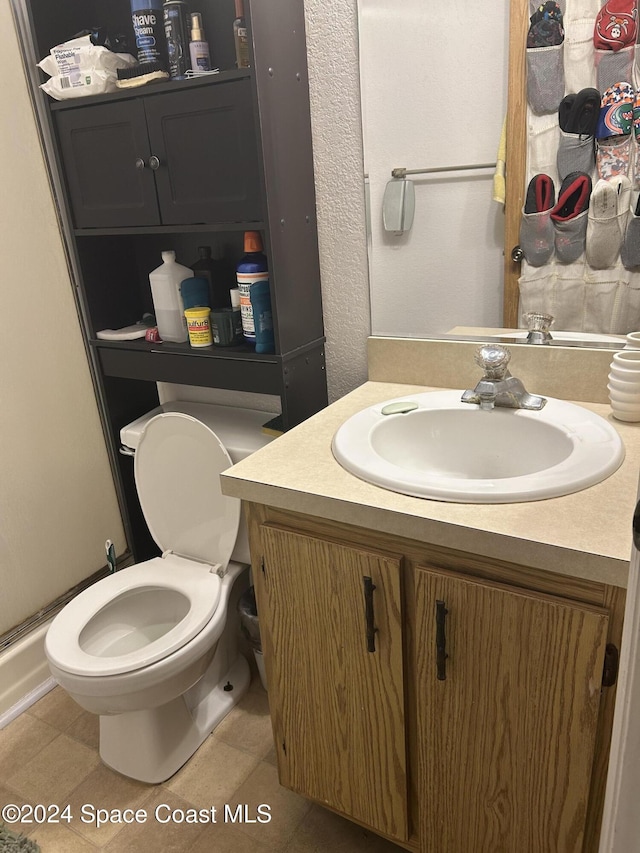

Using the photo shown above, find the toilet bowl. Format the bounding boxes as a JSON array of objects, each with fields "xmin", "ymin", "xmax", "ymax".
[{"xmin": 45, "ymin": 402, "xmax": 272, "ymax": 783}]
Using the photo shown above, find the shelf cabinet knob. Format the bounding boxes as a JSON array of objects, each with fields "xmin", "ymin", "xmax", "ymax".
[
  {"xmin": 148, "ymin": 155, "xmax": 161, "ymax": 171},
  {"xmin": 135, "ymin": 157, "xmax": 146, "ymax": 170}
]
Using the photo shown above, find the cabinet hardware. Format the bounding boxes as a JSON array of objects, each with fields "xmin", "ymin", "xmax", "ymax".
[
  {"xmin": 511, "ymin": 245, "xmax": 524, "ymax": 262},
  {"xmin": 135, "ymin": 157, "xmax": 146, "ymax": 170},
  {"xmin": 148, "ymin": 155, "xmax": 161, "ymax": 170},
  {"xmin": 602, "ymin": 643, "xmax": 619, "ymax": 687},
  {"xmin": 435, "ymin": 600, "xmax": 448, "ymax": 681},
  {"xmin": 363, "ymin": 576, "xmax": 378, "ymax": 652}
]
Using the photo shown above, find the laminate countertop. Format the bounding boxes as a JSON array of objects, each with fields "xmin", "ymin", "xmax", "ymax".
[{"xmin": 221, "ymin": 380, "xmax": 640, "ymax": 589}]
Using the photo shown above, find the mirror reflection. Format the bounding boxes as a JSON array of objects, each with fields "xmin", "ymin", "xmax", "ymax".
[{"xmin": 356, "ymin": 0, "xmax": 627, "ymax": 348}]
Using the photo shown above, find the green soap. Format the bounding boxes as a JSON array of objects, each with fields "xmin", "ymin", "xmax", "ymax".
[{"xmin": 380, "ymin": 401, "xmax": 419, "ymax": 415}]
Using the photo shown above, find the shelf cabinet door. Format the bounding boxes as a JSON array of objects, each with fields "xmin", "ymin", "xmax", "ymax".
[
  {"xmin": 257, "ymin": 524, "xmax": 408, "ymax": 842},
  {"xmin": 415, "ymin": 565, "xmax": 609, "ymax": 853},
  {"xmin": 55, "ymin": 100, "xmax": 160, "ymax": 229},
  {"xmin": 144, "ymin": 79, "xmax": 262, "ymax": 225}
]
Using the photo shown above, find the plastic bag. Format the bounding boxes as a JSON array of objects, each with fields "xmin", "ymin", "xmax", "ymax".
[{"xmin": 38, "ymin": 35, "xmax": 136, "ymax": 100}]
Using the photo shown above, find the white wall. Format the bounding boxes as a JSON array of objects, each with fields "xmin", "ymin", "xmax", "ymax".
[
  {"xmin": 358, "ymin": 0, "xmax": 509, "ymax": 336},
  {"xmin": 0, "ymin": 4, "xmax": 126, "ymax": 636}
]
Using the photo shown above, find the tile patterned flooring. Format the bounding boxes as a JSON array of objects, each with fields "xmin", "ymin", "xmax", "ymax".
[{"xmin": 0, "ymin": 678, "xmax": 406, "ymax": 852}]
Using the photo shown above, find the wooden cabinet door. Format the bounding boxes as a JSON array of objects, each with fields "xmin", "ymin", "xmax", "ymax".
[
  {"xmin": 55, "ymin": 100, "xmax": 160, "ymax": 229},
  {"xmin": 415, "ymin": 565, "xmax": 609, "ymax": 853},
  {"xmin": 257, "ymin": 524, "xmax": 408, "ymax": 841},
  {"xmin": 144, "ymin": 79, "xmax": 263, "ymax": 225}
]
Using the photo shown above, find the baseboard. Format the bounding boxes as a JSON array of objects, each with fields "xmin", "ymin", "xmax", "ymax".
[{"xmin": 0, "ymin": 621, "xmax": 54, "ymax": 726}]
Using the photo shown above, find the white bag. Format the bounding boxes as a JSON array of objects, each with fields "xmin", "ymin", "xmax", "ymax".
[{"xmin": 38, "ymin": 35, "xmax": 136, "ymax": 100}]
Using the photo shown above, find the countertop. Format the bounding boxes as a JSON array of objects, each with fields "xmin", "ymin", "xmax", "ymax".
[{"xmin": 221, "ymin": 379, "xmax": 640, "ymax": 589}]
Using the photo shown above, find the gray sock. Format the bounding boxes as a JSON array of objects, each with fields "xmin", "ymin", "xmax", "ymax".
[
  {"xmin": 621, "ymin": 199, "xmax": 640, "ymax": 268},
  {"xmin": 527, "ymin": 44, "xmax": 565, "ymax": 115},
  {"xmin": 519, "ymin": 210, "xmax": 554, "ymax": 266},
  {"xmin": 554, "ymin": 210, "xmax": 588, "ymax": 263},
  {"xmin": 557, "ymin": 131, "xmax": 595, "ymax": 181}
]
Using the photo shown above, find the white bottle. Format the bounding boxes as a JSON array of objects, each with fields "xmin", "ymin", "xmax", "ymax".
[{"xmin": 148, "ymin": 250, "xmax": 192, "ymax": 342}]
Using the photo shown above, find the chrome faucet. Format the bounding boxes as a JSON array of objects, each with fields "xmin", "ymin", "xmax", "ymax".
[
  {"xmin": 461, "ymin": 345, "xmax": 547, "ymax": 411},
  {"xmin": 524, "ymin": 311, "xmax": 554, "ymax": 344}
]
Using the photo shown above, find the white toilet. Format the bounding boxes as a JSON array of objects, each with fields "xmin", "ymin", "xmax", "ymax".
[{"xmin": 45, "ymin": 401, "xmax": 272, "ymax": 783}]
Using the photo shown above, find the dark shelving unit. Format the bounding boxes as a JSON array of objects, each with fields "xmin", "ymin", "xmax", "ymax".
[{"xmin": 15, "ymin": 0, "xmax": 328, "ymax": 560}]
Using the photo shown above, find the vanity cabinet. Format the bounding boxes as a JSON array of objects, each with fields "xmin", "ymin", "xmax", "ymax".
[
  {"xmin": 245, "ymin": 504, "xmax": 625, "ymax": 853},
  {"xmin": 17, "ymin": 0, "xmax": 328, "ymax": 560},
  {"xmin": 259, "ymin": 524, "xmax": 408, "ymax": 841},
  {"xmin": 416, "ymin": 565, "xmax": 608, "ymax": 853}
]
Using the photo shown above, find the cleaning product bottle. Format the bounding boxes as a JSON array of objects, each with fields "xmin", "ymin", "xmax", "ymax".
[
  {"xmin": 190, "ymin": 246, "xmax": 230, "ymax": 309},
  {"xmin": 250, "ymin": 279, "xmax": 275, "ymax": 353},
  {"xmin": 236, "ymin": 231, "xmax": 268, "ymax": 346},
  {"xmin": 233, "ymin": 0, "xmax": 250, "ymax": 68},
  {"xmin": 148, "ymin": 250, "xmax": 192, "ymax": 342},
  {"xmin": 188, "ymin": 12, "xmax": 211, "ymax": 71}
]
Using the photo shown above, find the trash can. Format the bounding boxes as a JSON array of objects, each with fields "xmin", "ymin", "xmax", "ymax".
[{"xmin": 238, "ymin": 586, "xmax": 267, "ymax": 690}]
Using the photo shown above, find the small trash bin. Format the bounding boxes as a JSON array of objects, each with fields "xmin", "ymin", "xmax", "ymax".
[{"xmin": 238, "ymin": 586, "xmax": 267, "ymax": 690}]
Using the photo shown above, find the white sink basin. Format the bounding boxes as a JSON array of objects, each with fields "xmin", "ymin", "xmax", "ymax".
[{"xmin": 332, "ymin": 390, "xmax": 624, "ymax": 503}]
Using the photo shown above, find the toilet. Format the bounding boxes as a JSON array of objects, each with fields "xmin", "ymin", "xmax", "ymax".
[{"xmin": 45, "ymin": 401, "xmax": 273, "ymax": 783}]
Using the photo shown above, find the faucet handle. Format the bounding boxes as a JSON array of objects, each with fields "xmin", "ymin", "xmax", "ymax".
[
  {"xmin": 524, "ymin": 311, "xmax": 554, "ymax": 332},
  {"xmin": 474, "ymin": 344, "xmax": 511, "ymax": 379}
]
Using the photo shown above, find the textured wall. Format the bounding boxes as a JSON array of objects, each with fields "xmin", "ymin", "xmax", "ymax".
[{"xmin": 304, "ymin": 0, "xmax": 371, "ymax": 402}]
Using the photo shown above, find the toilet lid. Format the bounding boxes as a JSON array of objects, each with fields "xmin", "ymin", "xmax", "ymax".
[{"xmin": 135, "ymin": 412, "xmax": 241, "ymax": 569}]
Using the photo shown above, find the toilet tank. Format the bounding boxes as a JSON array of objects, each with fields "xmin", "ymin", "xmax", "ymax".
[{"xmin": 120, "ymin": 402, "xmax": 275, "ymax": 565}]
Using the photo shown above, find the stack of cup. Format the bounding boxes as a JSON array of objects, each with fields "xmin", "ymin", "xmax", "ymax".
[
  {"xmin": 623, "ymin": 331, "xmax": 640, "ymax": 350},
  {"xmin": 608, "ymin": 349, "xmax": 640, "ymax": 421}
]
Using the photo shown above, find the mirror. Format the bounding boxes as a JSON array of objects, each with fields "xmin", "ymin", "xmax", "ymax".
[{"xmin": 355, "ymin": 0, "xmax": 625, "ymax": 348}]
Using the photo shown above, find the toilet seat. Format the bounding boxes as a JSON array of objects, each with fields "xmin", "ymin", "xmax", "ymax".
[
  {"xmin": 134, "ymin": 411, "xmax": 241, "ymax": 570},
  {"xmin": 47, "ymin": 410, "xmax": 242, "ymax": 680},
  {"xmin": 45, "ymin": 554, "xmax": 222, "ymax": 677}
]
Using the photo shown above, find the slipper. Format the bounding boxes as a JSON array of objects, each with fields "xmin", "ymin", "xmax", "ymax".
[
  {"xmin": 633, "ymin": 89, "xmax": 640, "ymax": 142},
  {"xmin": 520, "ymin": 174, "xmax": 556, "ymax": 266},
  {"xmin": 551, "ymin": 171, "xmax": 592, "ymax": 262},
  {"xmin": 551, "ymin": 171, "xmax": 592, "ymax": 220},
  {"xmin": 596, "ymin": 81, "xmax": 634, "ymax": 139},
  {"xmin": 559, "ymin": 88, "xmax": 601, "ymax": 135},
  {"xmin": 621, "ymin": 190, "xmax": 640, "ymax": 268},
  {"xmin": 586, "ymin": 179, "xmax": 622, "ymax": 268},
  {"xmin": 594, "ymin": 0, "xmax": 637, "ymax": 51},
  {"xmin": 524, "ymin": 173, "xmax": 555, "ymax": 213}
]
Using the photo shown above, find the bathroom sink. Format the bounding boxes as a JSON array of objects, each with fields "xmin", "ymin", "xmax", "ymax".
[{"xmin": 331, "ymin": 390, "xmax": 624, "ymax": 503}]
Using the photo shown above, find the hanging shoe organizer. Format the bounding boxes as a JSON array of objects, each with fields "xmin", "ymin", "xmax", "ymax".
[{"xmin": 518, "ymin": 0, "xmax": 640, "ymax": 333}]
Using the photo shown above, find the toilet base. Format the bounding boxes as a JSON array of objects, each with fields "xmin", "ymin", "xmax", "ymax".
[{"xmin": 99, "ymin": 654, "xmax": 251, "ymax": 783}]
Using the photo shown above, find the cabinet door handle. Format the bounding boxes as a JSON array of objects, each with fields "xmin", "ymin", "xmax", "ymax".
[
  {"xmin": 363, "ymin": 576, "xmax": 378, "ymax": 653},
  {"xmin": 135, "ymin": 157, "xmax": 146, "ymax": 170},
  {"xmin": 435, "ymin": 600, "xmax": 448, "ymax": 680},
  {"xmin": 148, "ymin": 155, "xmax": 161, "ymax": 170}
]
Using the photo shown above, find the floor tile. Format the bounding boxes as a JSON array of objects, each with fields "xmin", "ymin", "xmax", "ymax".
[
  {"xmin": 212, "ymin": 683, "xmax": 274, "ymax": 759},
  {"xmin": 164, "ymin": 736, "xmax": 261, "ymax": 810},
  {"xmin": 65, "ymin": 710, "xmax": 100, "ymax": 751},
  {"xmin": 0, "ymin": 714, "xmax": 58, "ymax": 779},
  {"xmin": 27, "ymin": 686, "xmax": 84, "ymax": 732},
  {"xmin": 283, "ymin": 802, "xmax": 407, "ymax": 852},
  {"xmin": 28, "ymin": 821, "xmax": 100, "ymax": 852},
  {"xmin": 64, "ymin": 763, "xmax": 155, "ymax": 846},
  {"xmin": 5, "ymin": 732, "xmax": 100, "ymax": 804},
  {"xmin": 102, "ymin": 790, "xmax": 208, "ymax": 853},
  {"xmin": 229, "ymin": 760, "xmax": 313, "ymax": 850},
  {"xmin": 189, "ymin": 817, "xmax": 277, "ymax": 853},
  {"xmin": 0, "ymin": 782, "xmax": 36, "ymax": 837}
]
